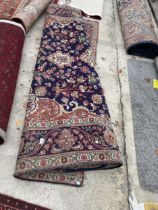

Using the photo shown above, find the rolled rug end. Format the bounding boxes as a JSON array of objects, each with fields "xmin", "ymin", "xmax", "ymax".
[{"xmin": 0, "ymin": 128, "xmax": 6, "ymax": 145}]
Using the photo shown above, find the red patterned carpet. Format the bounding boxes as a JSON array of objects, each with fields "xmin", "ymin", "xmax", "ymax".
[
  {"xmin": 0, "ymin": 193, "xmax": 51, "ymax": 210},
  {"xmin": 0, "ymin": 21, "xmax": 25, "ymax": 143},
  {"xmin": 0, "ymin": 0, "xmax": 21, "ymax": 19},
  {"xmin": 14, "ymin": 4, "xmax": 122, "ymax": 186}
]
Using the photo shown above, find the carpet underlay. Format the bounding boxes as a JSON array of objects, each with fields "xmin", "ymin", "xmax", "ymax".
[
  {"xmin": 128, "ymin": 59, "xmax": 158, "ymax": 192},
  {"xmin": 144, "ymin": 203, "xmax": 158, "ymax": 210},
  {"xmin": 0, "ymin": 193, "xmax": 51, "ymax": 210}
]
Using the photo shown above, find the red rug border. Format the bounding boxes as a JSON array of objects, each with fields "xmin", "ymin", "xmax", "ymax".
[{"xmin": 0, "ymin": 193, "xmax": 51, "ymax": 210}]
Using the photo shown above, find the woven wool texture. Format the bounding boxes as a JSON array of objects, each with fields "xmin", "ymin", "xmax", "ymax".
[
  {"xmin": 0, "ymin": 21, "xmax": 25, "ymax": 144},
  {"xmin": 14, "ymin": 4, "xmax": 122, "ymax": 186},
  {"xmin": 117, "ymin": 0, "xmax": 158, "ymax": 58},
  {"xmin": 0, "ymin": 193, "xmax": 51, "ymax": 210},
  {"xmin": 128, "ymin": 59, "xmax": 158, "ymax": 192}
]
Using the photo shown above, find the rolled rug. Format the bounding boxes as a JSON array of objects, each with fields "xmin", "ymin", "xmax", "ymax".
[
  {"xmin": 58, "ymin": 0, "xmax": 105, "ymax": 20},
  {"xmin": 0, "ymin": 1, "xmax": 54, "ymax": 145},
  {"xmin": 13, "ymin": 0, "xmax": 32, "ymax": 16},
  {"xmin": 0, "ymin": 20, "xmax": 25, "ymax": 144},
  {"xmin": 0, "ymin": 0, "xmax": 22, "ymax": 19},
  {"xmin": 12, "ymin": 0, "xmax": 52, "ymax": 32},
  {"xmin": 117, "ymin": 0, "xmax": 158, "ymax": 58},
  {"xmin": 14, "ymin": 4, "xmax": 122, "ymax": 186}
]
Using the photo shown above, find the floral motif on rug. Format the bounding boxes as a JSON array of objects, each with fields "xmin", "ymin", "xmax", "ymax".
[
  {"xmin": 14, "ymin": 4, "xmax": 122, "ymax": 186},
  {"xmin": 117, "ymin": 0, "xmax": 158, "ymax": 58}
]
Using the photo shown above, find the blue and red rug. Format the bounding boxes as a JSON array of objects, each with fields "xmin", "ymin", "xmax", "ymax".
[{"xmin": 14, "ymin": 4, "xmax": 122, "ymax": 186}]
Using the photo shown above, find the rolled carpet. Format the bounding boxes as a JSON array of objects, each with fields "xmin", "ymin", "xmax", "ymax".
[
  {"xmin": 144, "ymin": 203, "xmax": 158, "ymax": 210},
  {"xmin": 0, "ymin": 20, "xmax": 25, "ymax": 144},
  {"xmin": 155, "ymin": 56, "xmax": 158, "ymax": 73},
  {"xmin": 0, "ymin": 0, "xmax": 22, "ymax": 19},
  {"xmin": 0, "ymin": 1, "xmax": 53, "ymax": 144},
  {"xmin": 14, "ymin": 4, "xmax": 122, "ymax": 186},
  {"xmin": 117, "ymin": 0, "xmax": 158, "ymax": 58}
]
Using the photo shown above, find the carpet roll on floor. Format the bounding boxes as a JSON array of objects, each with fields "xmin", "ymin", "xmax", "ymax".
[
  {"xmin": 0, "ymin": 1, "xmax": 52, "ymax": 145},
  {"xmin": 13, "ymin": 0, "xmax": 32, "ymax": 16},
  {"xmin": 12, "ymin": 0, "xmax": 52, "ymax": 32},
  {"xmin": 117, "ymin": 0, "xmax": 158, "ymax": 58},
  {"xmin": 14, "ymin": 4, "xmax": 122, "ymax": 186},
  {"xmin": 0, "ymin": 20, "xmax": 25, "ymax": 144}
]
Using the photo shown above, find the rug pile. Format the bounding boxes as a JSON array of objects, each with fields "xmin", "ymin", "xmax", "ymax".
[
  {"xmin": 14, "ymin": 4, "xmax": 122, "ymax": 186},
  {"xmin": 0, "ymin": 0, "xmax": 21, "ymax": 19},
  {"xmin": 128, "ymin": 59, "xmax": 158, "ymax": 192},
  {"xmin": 117, "ymin": 0, "xmax": 158, "ymax": 58},
  {"xmin": 0, "ymin": 20, "xmax": 25, "ymax": 144},
  {"xmin": 0, "ymin": 0, "xmax": 51, "ymax": 143}
]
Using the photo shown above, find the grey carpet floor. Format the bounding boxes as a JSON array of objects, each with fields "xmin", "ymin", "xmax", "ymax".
[{"xmin": 128, "ymin": 59, "xmax": 158, "ymax": 192}]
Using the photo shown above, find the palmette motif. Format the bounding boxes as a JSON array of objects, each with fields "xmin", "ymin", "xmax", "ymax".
[{"xmin": 14, "ymin": 4, "xmax": 122, "ymax": 186}]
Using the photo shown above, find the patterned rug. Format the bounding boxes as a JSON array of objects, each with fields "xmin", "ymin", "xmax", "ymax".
[
  {"xmin": 117, "ymin": 0, "xmax": 158, "ymax": 58},
  {"xmin": 144, "ymin": 203, "xmax": 158, "ymax": 210},
  {"xmin": 14, "ymin": 4, "xmax": 122, "ymax": 186},
  {"xmin": 128, "ymin": 59, "xmax": 158, "ymax": 192},
  {"xmin": 0, "ymin": 1, "xmax": 53, "ymax": 144},
  {"xmin": 0, "ymin": 193, "xmax": 51, "ymax": 210},
  {"xmin": 0, "ymin": 20, "xmax": 25, "ymax": 144},
  {"xmin": 12, "ymin": 0, "xmax": 52, "ymax": 32},
  {"xmin": 0, "ymin": 0, "xmax": 22, "ymax": 19}
]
